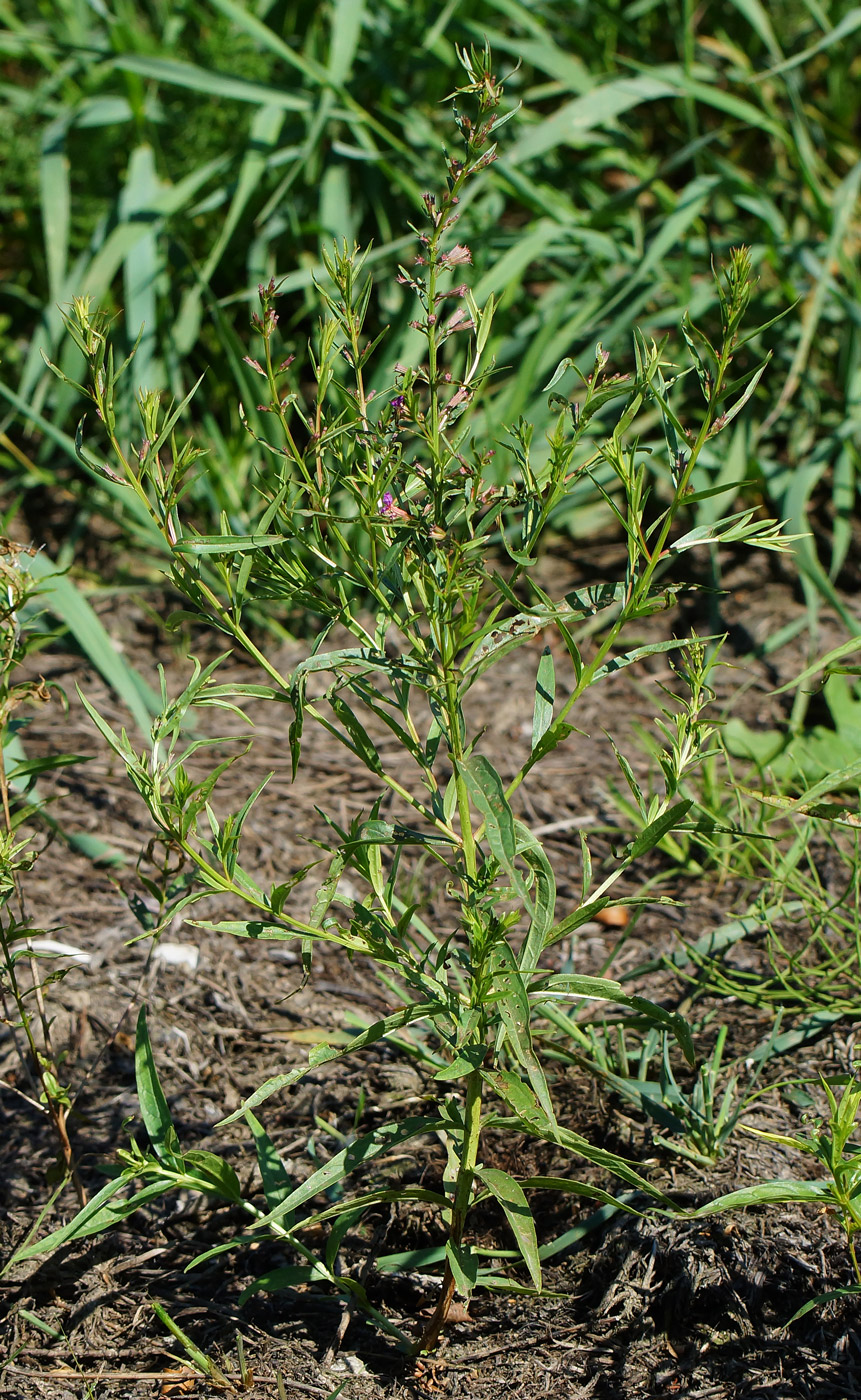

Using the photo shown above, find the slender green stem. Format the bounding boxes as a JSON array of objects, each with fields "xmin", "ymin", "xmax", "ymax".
[
  {"xmin": 412, "ymin": 659, "xmax": 484, "ymax": 1351},
  {"xmin": 416, "ymin": 1067, "xmax": 483, "ymax": 1352},
  {"xmin": 445, "ymin": 672, "xmax": 478, "ymax": 881}
]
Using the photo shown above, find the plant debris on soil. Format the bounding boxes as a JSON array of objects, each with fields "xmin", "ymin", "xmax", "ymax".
[{"xmin": 3, "ymin": 546, "xmax": 861, "ymax": 1399}]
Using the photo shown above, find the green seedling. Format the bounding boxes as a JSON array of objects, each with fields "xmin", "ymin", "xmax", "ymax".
[
  {"xmin": 540, "ymin": 1013, "xmax": 760, "ymax": 1168},
  {"xmin": 698, "ymin": 1073, "xmax": 861, "ymax": 1322},
  {"xmin": 151, "ymin": 1299, "xmax": 236, "ymax": 1391}
]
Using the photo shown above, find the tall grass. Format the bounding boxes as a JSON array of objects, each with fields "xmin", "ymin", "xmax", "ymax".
[{"xmin": 2, "ymin": 0, "xmax": 859, "ymax": 608}]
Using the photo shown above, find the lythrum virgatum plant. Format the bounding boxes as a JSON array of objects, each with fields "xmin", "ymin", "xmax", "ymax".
[{"xmin": 14, "ymin": 48, "xmax": 797, "ymax": 1351}]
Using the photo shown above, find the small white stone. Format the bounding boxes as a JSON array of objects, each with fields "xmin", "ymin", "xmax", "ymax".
[{"xmin": 154, "ymin": 942, "xmax": 200, "ymax": 971}]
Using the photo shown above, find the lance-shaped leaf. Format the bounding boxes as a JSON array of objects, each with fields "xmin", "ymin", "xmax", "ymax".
[
  {"xmin": 545, "ymin": 894, "xmax": 679, "ymax": 950},
  {"xmin": 532, "ymin": 647, "xmax": 555, "ymax": 749},
  {"xmin": 591, "ymin": 636, "xmax": 696, "ymax": 685},
  {"xmin": 515, "ymin": 821, "xmax": 556, "ymax": 976},
  {"xmin": 463, "ymin": 755, "xmax": 526, "ymax": 897},
  {"xmin": 301, "ymin": 1186, "xmax": 450, "ymax": 1231},
  {"xmin": 217, "ymin": 1000, "xmax": 443, "ymax": 1127},
  {"xmin": 475, "ymin": 1166, "xmax": 541, "ymax": 1291},
  {"xmin": 246, "ymin": 1111, "xmax": 294, "ymax": 1212},
  {"xmin": 172, "ymin": 531, "xmax": 289, "ymax": 556},
  {"xmin": 531, "ymin": 972, "xmax": 695, "ymax": 1065},
  {"xmin": 462, "ymin": 582, "xmax": 631, "ymax": 681},
  {"xmin": 446, "ymin": 1241, "xmax": 479, "ymax": 1297},
  {"xmin": 328, "ymin": 693, "xmax": 383, "ymax": 773},
  {"xmin": 694, "ymin": 1180, "xmax": 831, "ymax": 1215},
  {"xmin": 518, "ymin": 720, "xmax": 580, "ymax": 784},
  {"xmin": 789, "ymin": 1286, "xmax": 861, "ymax": 1324},
  {"xmin": 9, "ymin": 1173, "xmax": 172, "ymax": 1263},
  {"xmin": 135, "ymin": 1006, "xmax": 182, "ymax": 1169},
  {"xmin": 490, "ymin": 943, "xmax": 557, "ymax": 1126},
  {"xmin": 669, "ymin": 509, "xmax": 792, "ymax": 555},
  {"xmin": 250, "ymin": 1116, "xmax": 445, "ymax": 1232},
  {"xmin": 628, "ymin": 800, "xmax": 692, "ymax": 860},
  {"xmin": 482, "ymin": 1068, "xmax": 672, "ymax": 1200}
]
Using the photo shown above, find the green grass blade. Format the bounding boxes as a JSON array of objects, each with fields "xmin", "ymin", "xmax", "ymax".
[
  {"xmin": 119, "ymin": 143, "xmax": 161, "ymax": 389},
  {"xmin": 328, "ymin": 0, "xmax": 365, "ymax": 85},
  {"xmin": 25, "ymin": 551, "xmax": 159, "ymax": 733},
  {"xmin": 112, "ymin": 53, "xmax": 311, "ymax": 111},
  {"xmin": 754, "ymin": 8, "xmax": 861, "ymax": 80},
  {"xmin": 40, "ymin": 116, "xmax": 70, "ymax": 304},
  {"xmin": 173, "ymin": 103, "xmax": 285, "ymax": 356},
  {"xmin": 508, "ymin": 75, "xmax": 675, "ymax": 163}
]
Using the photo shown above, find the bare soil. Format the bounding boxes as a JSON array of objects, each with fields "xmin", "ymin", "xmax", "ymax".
[{"xmin": 3, "ymin": 545, "xmax": 861, "ymax": 1399}]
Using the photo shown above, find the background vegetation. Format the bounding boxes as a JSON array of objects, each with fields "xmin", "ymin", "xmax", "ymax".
[{"xmin": 3, "ymin": 0, "xmax": 860, "ymax": 609}]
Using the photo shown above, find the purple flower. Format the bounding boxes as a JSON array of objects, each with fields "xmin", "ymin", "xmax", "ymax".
[
  {"xmin": 378, "ymin": 492, "xmax": 395, "ymax": 515},
  {"xmin": 439, "ymin": 243, "xmax": 472, "ymax": 269}
]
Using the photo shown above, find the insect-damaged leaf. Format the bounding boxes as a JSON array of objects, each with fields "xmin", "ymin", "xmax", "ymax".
[
  {"xmin": 475, "ymin": 1167, "xmax": 541, "ymax": 1291},
  {"xmin": 462, "ymin": 754, "xmax": 526, "ymax": 897}
]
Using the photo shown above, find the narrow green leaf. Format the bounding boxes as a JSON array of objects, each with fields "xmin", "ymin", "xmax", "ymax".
[
  {"xmin": 446, "ymin": 1240, "xmax": 479, "ymax": 1297},
  {"xmin": 151, "ymin": 1300, "xmax": 231, "ymax": 1386},
  {"xmin": 217, "ymin": 1001, "xmax": 441, "ymax": 1126},
  {"xmin": 629, "ymin": 800, "xmax": 693, "ymax": 859},
  {"xmin": 508, "ymin": 75, "xmax": 676, "ymax": 162},
  {"xmin": 695, "ymin": 1180, "xmax": 830, "ymax": 1214},
  {"xmin": 533, "ymin": 973, "xmax": 695, "ymax": 1064},
  {"xmin": 10, "ymin": 1175, "xmax": 172, "ymax": 1262},
  {"xmin": 172, "ymin": 533, "xmax": 287, "ymax": 555},
  {"xmin": 113, "ymin": 53, "xmax": 311, "ymax": 111},
  {"xmin": 329, "ymin": 694, "xmax": 382, "ymax": 773},
  {"xmin": 520, "ymin": 721, "xmax": 577, "ymax": 782},
  {"xmin": 592, "ymin": 637, "xmax": 695, "ymax": 685},
  {"xmin": 251, "ymin": 1117, "xmax": 444, "ymax": 1231},
  {"xmin": 434, "ymin": 1045, "xmax": 487, "ymax": 1080},
  {"xmin": 239, "ymin": 1265, "xmax": 329, "ymax": 1303},
  {"xmin": 246, "ymin": 1110, "xmax": 294, "ymax": 1211},
  {"xmin": 463, "ymin": 754, "xmax": 525, "ymax": 895},
  {"xmin": 773, "ymin": 636, "xmax": 861, "ymax": 695},
  {"xmin": 27, "ymin": 553, "xmax": 158, "ymax": 735},
  {"xmin": 475, "ymin": 1166, "xmax": 541, "ymax": 1291},
  {"xmin": 135, "ymin": 1005, "xmax": 182, "ymax": 1167},
  {"xmin": 40, "ymin": 117, "xmax": 70, "ymax": 304},
  {"xmin": 532, "ymin": 647, "xmax": 555, "ymax": 749},
  {"xmin": 789, "ymin": 1286, "xmax": 861, "ymax": 1324},
  {"xmin": 754, "ymin": 8, "xmax": 861, "ymax": 79},
  {"xmin": 303, "ymin": 1186, "xmax": 449, "ymax": 1230},
  {"xmin": 490, "ymin": 942, "xmax": 557, "ymax": 1126},
  {"xmin": 516, "ymin": 821, "xmax": 557, "ymax": 975},
  {"xmin": 181, "ymin": 1149, "xmax": 242, "ymax": 1202},
  {"xmin": 119, "ymin": 144, "xmax": 161, "ymax": 387},
  {"xmin": 482, "ymin": 1068, "xmax": 671, "ymax": 1198},
  {"xmin": 329, "ymin": 0, "xmax": 365, "ymax": 83},
  {"xmin": 174, "ymin": 103, "xmax": 285, "ymax": 355}
]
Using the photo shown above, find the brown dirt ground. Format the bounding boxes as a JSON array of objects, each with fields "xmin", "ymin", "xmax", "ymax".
[{"xmin": 3, "ymin": 543, "xmax": 861, "ymax": 1399}]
